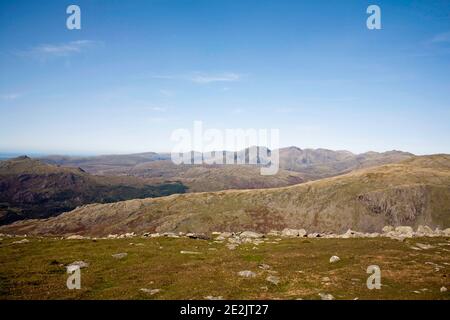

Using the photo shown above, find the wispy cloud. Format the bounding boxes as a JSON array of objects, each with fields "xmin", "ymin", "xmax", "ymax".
[
  {"xmin": 153, "ymin": 72, "xmax": 243, "ymax": 84},
  {"xmin": 19, "ymin": 40, "xmax": 99, "ymax": 59},
  {"xmin": 431, "ymin": 31, "xmax": 450, "ymax": 43},
  {"xmin": 159, "ymin": 89, "xmax": 175, "ymax": 97},
  {"xmin": 189, "ymin": 72, "xmax": 241, "ymax": 84},
  {"xmin": 0, "ymin": 93, "xmax": 22, "ymax": 101},
  {"xmin": 148, "ymin": 106, "xmax": 166, "ymax": 112}
]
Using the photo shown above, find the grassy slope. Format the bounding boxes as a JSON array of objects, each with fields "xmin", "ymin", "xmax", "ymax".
[
  {"xmin": 0, "ymin": 236, "xmax": 449, "ymax": 300},
  {"xmin": 1, "ymin": 155, "xmax": 449, "ymax": 236},
  {"xmin": 127, "ymin": 161, "xmax": 305, "ymax": 192}
]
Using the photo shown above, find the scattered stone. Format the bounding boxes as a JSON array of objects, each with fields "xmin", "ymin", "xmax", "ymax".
[
  {"xmin": 281, "ymin": 228, "xmax": 306, "ymax": 237},
  {"xmin": 107, "ymin": 234, "xmax": 118, "ymax": 239},
  {"xmin": 329, "ymin": 255, "xmax": 340, "ymax": 263},
  {"xmin": 239, "ymin": 231, "xmax": 264, "ymax": 238},
  {"xmin": 341, "ymin": 229, "xmax": 365, "ymax": 238},
  {"xmin": 140, "ymin": 288, "xmax": 161, "ymax": 295},
  {"xmin": 384, "ymin": 230, "xmax": 407, "ymax": 241},
  {"xmin": 415, "ymin": 243, "xmax": 435, "ymax": 250},
  {"xmin": 12, "ymin": 239, "xmax": 29, "ymax": 244},
  {"xmin": 228, "ymin": 237, "xmax": 241, "ymax": 244},
  {"xmin": 66, "ymin": 235, "xmax": 86, "ymax": 240},
  {"xmin": 112, "ymin": 253, "xmax": 128, "ymax": 259},
  {"xmin": 321, "ymin": 277, "xmax": 331, "ymax": 282},
  {"xmin": 416, "ymin": 225, "xmax": 434, "ymax": 236},
  {"xmin": 318, "ymin": 293, "xmax": 335, "ymax": 300},
  {"xmin": 204, "ymin": 295, "xmax": 224, "ymax": 300},
  {"xmin": 180, "ymin": 250, "xmax": 202, "ymax": 255},
  {"xmin": 441, "ymin": 286, "xmax": 447, "ymax": 293},
  {"xmin": 382, "ymin": 226, "xmax": 393, "ymax": 233},
  {"xmin": 266, "ymin": 275, "xmax": 280, "ymax": 285},
  {"xmin": 258, "ymin": 263, "xmax": 271, "ymax": 270},
  {"xmin": 238, "ymin": 270, "xmax": 256, "ymax": 278},
  {"xmin": 118, "ymin": 232, "xmax": 136, "ymax": 239},
  {"xmin": 187, "ymin": 233, "xmax": 210, "ymax": 240},
  {"xmin": 394, "ymin": 226, "xmax": 414, "ymax": 237},
  {"xmin": 216, "ymin": 232, "xmax": 232, "ymax": 240},
  {"xmin": 162, "ymin": 232, "xmax": 179, "ymax": 238},
  {"xmin": 267, "ymin": 230, "xmax": 281, "ymax": 237},
  {"xmin": 226, "ymin": 244, "xmax": 238, "ymax": 250},
  {"xmin": 307, "ymin": 233, "xmax": 322, "ymax": 238},
  {"xmin": 66, "ymin": 261, "xmax": 88, "ymax": 270}
]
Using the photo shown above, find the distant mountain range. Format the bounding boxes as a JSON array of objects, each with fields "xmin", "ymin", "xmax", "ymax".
[
  {"xmin": 37, "ymin": 147, "xmax": 414, "ymax": 188},
  {"xmin": 2, "ymin": 154, "xmax": 449, "ymax": 236}
]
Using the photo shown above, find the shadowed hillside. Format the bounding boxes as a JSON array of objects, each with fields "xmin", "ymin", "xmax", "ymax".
[
  {"xmin": 2, "ymin": 155, "xmax": 449, "ymax": 236},
  {"xmin": 0, "ymin": 156, "xmax": 187, "ymax": 224}
]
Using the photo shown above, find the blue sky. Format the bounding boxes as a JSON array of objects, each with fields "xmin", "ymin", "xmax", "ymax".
[{"xmin": 0, "ymin": 0, "xmax": 449, "ymax": 155}]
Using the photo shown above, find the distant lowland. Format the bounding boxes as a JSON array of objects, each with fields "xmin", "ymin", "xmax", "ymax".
[{"xmin": 2, "ymin": 147, "xmax": 448, "ymax": 236}]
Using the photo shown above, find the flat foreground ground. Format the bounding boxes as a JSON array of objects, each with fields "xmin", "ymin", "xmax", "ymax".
[{"xmin": 0, "ymin": 236, "xmax": 449, "ymax": 300}]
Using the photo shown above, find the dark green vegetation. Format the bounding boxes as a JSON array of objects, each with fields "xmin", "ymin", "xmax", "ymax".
[
  {"xmin": 0, "ymin": 236, "xmax": 448, "ymax": 300},
  {"xmin": 0, "ymin": 156, "xmax": 187, "ymax": 225},
  {"xmin": 3, "ymin": 155, "xmax": 448, "ymax": 236}
]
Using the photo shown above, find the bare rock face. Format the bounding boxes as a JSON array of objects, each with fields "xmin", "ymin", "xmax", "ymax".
[{"xmin": 358, "ymin": 185, "xmax": 428, "ymax": 225}]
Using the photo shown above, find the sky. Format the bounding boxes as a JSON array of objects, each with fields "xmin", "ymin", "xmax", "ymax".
[{"xmin": 0, "ymin": 0, "xmax": 449, "ymax": 155}]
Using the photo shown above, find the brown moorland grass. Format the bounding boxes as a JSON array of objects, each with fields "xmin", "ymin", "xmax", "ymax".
[{"xmin": 0, "ymin": 236, "xmax": 449, "ymax": 300}]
